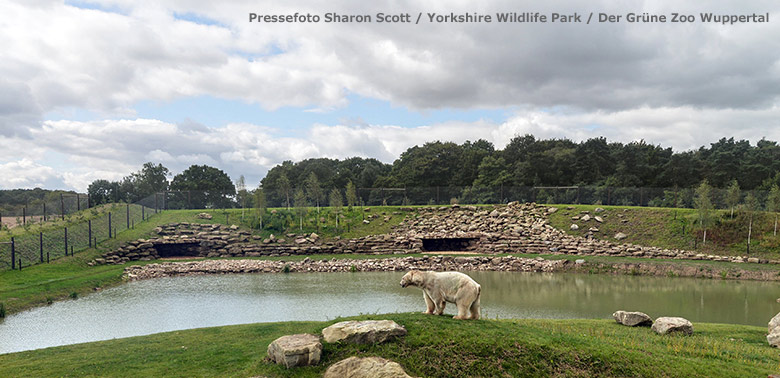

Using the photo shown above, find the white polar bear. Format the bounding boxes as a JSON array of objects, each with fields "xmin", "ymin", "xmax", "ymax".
[{"xmin": 400, "ymin": 270, "xmax": 481, "ymax": 320}]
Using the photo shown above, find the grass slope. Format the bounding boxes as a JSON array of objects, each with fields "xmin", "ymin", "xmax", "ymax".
[
  {"xmin": 548, "ymin": 204, "xmax": 780, "ymax": 259},
  {"xmin": 0, "ymin": 313, "xmax": 776, "ymax": 377}
]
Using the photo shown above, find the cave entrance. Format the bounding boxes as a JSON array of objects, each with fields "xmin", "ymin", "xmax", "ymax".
[
  {"xmin": 154, "ymin": 242, "xmax": 202, "ymax": 258},
  {"xmin": 421, "ymin": 238, "xmax": 478, "ymax": 252}
]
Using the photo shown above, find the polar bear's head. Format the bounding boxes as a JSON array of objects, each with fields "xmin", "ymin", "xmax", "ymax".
[{"xmin": 400, "ymin": 270, "xmax": 424, "ymax": 288}]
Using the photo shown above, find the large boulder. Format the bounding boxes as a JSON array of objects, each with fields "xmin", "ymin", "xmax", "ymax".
[
  {"xmin": 322, "ymin": 320, "xmax": 407, "ymax": 344},
  {"xmin": 323, "ymin": 356, "xmax": 415, "ymax": 378},
  {"xmin": 767, "ymin": 312, "xmax": 780, "ymax": 347},
  {"xmin": 612, "ymin": 311, "xmax": 653, "ymax": 327},
  {"xmin": 266, "ymin": 333, "xmax": 322, "ymax": 368},
  {"xmin": 651, "ymin": 317, "xmax": 693, "ymax": 335}
]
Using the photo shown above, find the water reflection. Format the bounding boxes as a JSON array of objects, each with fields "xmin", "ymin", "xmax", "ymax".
[{"xmin": 1, "ymin": 271, "xmax": 778, "ymax": 354}]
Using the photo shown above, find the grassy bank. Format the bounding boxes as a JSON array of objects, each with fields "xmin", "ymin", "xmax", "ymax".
[
  {"xmin": 0, "ymin": 313, "xmax": 776, "ymax": 377},
  {"xmin": 547, "ymin": 204, "xmax": 780, "ymax": 259}
]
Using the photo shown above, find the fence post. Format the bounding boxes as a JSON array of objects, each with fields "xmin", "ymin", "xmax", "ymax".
[
  {"xmin": 87, "ymin": 193, "xmax": 91, "ymax": 209},
  {"xmin": 64, "ymin": 227, "xmax": 68, "ymax": 257},
  {"xmin": 11, "ymin": 237, "xmax": 15, "ymax": 270},
  {"xmin": 77, "ymin": 193, "xmax": 80, "ymax": 211},
  {"xmin": 88, "ymin": 220, "xmax": 92, "ymax": 248},
  {"xmin": 39, "ymin": 232, "xmax": 43, "ymax": 263},
  {"xmin": 188, "ymin": 191, "xmax": 191, "ymax": 209},
  {"xmin": 142, "ymin": 205, "xmax": 145, "ymax": 221},
  {"xmin": 23, "ymin": 206, "xmax": 26, "ymax": 225},
  {"xmin": 108, "ymin": 212, "xmax": 112, "ymax": 238},
  {"xmin": 43, "ymin": 203, "xmax": 46, "ymax": 222},
  {"xmin": 155, "ymin": 193, "xmax": 159, "ymax": 213},
  {"xmin": 126, "ymin": 204, "xmax": 130, "ymax": 229},
  {"xmin": 61, "ymin": 193, "xmax": 65, "ymax": 220}
]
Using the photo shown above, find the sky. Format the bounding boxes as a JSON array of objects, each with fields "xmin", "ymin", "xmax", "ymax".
[{"xmin": 1, "ymin": 0, "xmax": 779, "ymax": 191}]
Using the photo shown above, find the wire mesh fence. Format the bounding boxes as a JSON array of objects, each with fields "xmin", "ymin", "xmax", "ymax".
[
  {"xmin": 0, "ymin": 194, "xmax": 90, "ymax": 229},
  {"xmin": 0, "ymin": 204, "xmax": 150, "ymax": 271}
]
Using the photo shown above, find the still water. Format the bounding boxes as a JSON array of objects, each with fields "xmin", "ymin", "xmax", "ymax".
[{"xmin": 1, "ymin": 271, "xmax": 779, "ymax": 354}]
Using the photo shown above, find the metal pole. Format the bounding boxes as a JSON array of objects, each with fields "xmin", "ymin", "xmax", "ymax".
[
  {"xmin": 64, "ymin": 227, "xmax": 68, "ymax": 256},
  {"xmin": 108, "ymin": 212, "xmax": 112, "ymax": 238},
  {"xmin": 23, "ymin": 206, "xmax": 26, "ymax": 225},
  {"xmin": 61, "ymin": 193, "xmax": 65, "ymax": 220},
  {"xmin": 77, "ymin": 193, "xmax": 80, "ymax": 211},
  {"xmin": 43, "ymin": 203, "xmax": 46, "ymax": 222},
  {"xmin": 11, "ymin": 237, "xmax": 15, "ymax": 270},
  {"xmin": 142, "ymin": 205, "xmax": 145, "ymax": 221},
  {"xmin": 88, "ymin": 220, "xmax": 92, "ymax": 248},
  {"xmin": 126, "ymin": 204, "xmax": 130, "ymax": 229},
  {"xmin": 155, "ymin": 193, "xmax": 158, "ymax": 213},
  {"xmin": 88, "ymin": 193, "xmax": 91, "ymax": 209},
  {"xmin": 40, "ymin": 232, "xmax": 43, "ymax": 263}
]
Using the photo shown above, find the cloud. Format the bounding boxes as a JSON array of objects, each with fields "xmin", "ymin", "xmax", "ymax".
[{"xmin": 3, "ymin": 104, "xmax": 780, "ymax": 191}]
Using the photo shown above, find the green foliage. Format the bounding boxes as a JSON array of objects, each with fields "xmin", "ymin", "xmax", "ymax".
[
  {"xmin": 695, "ymin": 180, "xmax": 714, "ymax": 230},
  {"xmin": 282, "ymin": 264, "xmax": 290, "ymax": 273},
  {"xmin": 0, "ymin": 302, "xmax": 5, "ymax": 318},
  {"xmin": 169, "ymin": 165, "xmax": 236, "ymax": 208},
  {"xmin": 69, "ymin": 292, "xmax": 78, "ymax": 299},
  {"xmin": 345, "ymin": 180, "xmax": 357, "ymax": 210},
  {"xmin": 725, "ymin": 180, "xmax": 741, "ymax": 217},
  {"xmin": 304, "ymin": 172, "xmax": 323, "ymax": 210}
]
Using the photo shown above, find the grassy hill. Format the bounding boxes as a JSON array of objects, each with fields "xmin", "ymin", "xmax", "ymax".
[
  {"xmin": 0, "ymin": 313, "xmax": 775, "ymax": 377},
  {"xmin": 548, "ymin": 204, "xmax": 780, "ymax": 259}
]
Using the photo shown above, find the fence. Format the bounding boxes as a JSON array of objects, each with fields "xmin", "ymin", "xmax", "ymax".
[
  {"xmin": 0, "ymin": 203, "xmax": 153, "ymax": 271},
  {"xmin": 0, "ymin": 193, "xmax": 90, "ymax": 229}
]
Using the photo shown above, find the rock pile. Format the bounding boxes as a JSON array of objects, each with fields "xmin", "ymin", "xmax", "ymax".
[
  {"xmin": 123, "ymin": 255, "xmax": 569, "ymax": 280},
  {"xmin": 95, "ymin": 202, "xmax": 775, "ymax": 266}
]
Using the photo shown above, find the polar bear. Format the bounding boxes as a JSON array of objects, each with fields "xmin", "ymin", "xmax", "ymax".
[{"xmin": 400, "ymin": 270, "xmax": 481, "ymax": 320}]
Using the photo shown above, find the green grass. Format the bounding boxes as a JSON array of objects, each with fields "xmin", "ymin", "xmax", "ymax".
[
  {"xmin": 0, "ymin": 313, "xmax": 776, "ymax": 377},
  {"xmin": 0, "ymin": 203, "xmax": 131, "ymax": 240},
  {"xmin": 548, "ymin": 204, "xmax": 780, "ymax": 259}
]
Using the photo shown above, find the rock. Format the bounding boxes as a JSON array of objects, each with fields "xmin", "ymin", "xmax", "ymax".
[
  {"xmin": 594, "ymin": 216, "xmax": 604, "ymax": 223},
  {"xmin": 196, "ymin": 212, "xmax": 213, "ymax": 219},
  {"xmin": 580, "ymin": 214, "xmax": 591, "ymax": 222},
  {"xmin": 769, "ymin": 312, "xmax": 780, "ymax": 334},
  {"xmin": 363, "ymin": 219, "xmax": 370, "ymax": 224},
  {"xmin": 575, "ymin": 259, "xmax": 585, "ymax": 265},
  {"xmin": 768, "ymin": 328, "xmax": 780, "ymax": 347},
  {"xmin": 322, "ymin": 320, "xmax": 407, "ymax": 344},
  {"xmin": 747, "ymin": 257, "xmax": 759, "ymax": 264},
  {"xmin": 651, "ymin": 317, "xmax": 693, "ymax": 335},
  {"xmin": 588, "ymin": 227, "xmax": 599, "ymax": 232},
  {"xmin": 613, "ymin": 311, "xmax": 653, "ymax": 327},
  {"xmin": 266, "ymin": 333, "xmax": 322, "ymax": 368},
  {"xmin": 614, "ymin": 232, "xmax": 627, "ymax": 240},
  {"xmin": 594, "ymin": 207, "xmax": 605, "ymax": 213},
  {"xmin": 309, "ymin": 233, "xmax": 319, "ymax": 241},
  {"xmin": 323, "ymin": 357, "xmax": 415, "ymax": 378},
  {"xmin": 547, "ymin": 207, "xmax": 558, "ymax": 214},
  {"xmin": 570, "ymin": 224, "xmax": 579, "ymax": 230}
]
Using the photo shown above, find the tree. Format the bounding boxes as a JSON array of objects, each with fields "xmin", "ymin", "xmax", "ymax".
[
  {"xmin": 305, "ymin": 172, "xmax": 323, "ymax": 213},
  {"xmin": 236, "ymin": 175, "xmax": 248, "ymax": 221},
  {"xmin": 169, "ymin": 165, "xmax": 236, "ymax": 209},
  {"xmin": 87, "ymin": 179, "xmax": 114, "ymax": 206},
  {"xmin": 124, "ymin": 162, "xmax": 170, "ymax": 202},
  {"xmin": 694, "ymin": 180, "xmax": 713, "ymax": 246},
  {"xmin": 345, "ymin": 180, "xmax": 357, "ymax": 210},
  {"xmin": 768, "ymin": 184, "xmax": 780, "ymax": 236},
  {"xmin": 744, "ymin": 192, "xmax": 759, "ymax": 254},
  {"xmin": 293, "ymin": 188, "xmax": 307, "ymax": 231},
  {"xmin": 725, "ymin": 180, "xmax": 741, "ymax": 219},
  {"xmin": 329, "ymin": 188, "xmax": 343, "ymax": 229},
  {"xmin": 253, "ymin": 187, "xmax": 266, "ymax": 230},
  {"xmin": 278, "ymin": 173, "xmax": 292, "ymax": 210}
]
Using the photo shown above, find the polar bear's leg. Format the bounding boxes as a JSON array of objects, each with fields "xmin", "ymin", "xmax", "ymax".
[
  {"xmin": 469, "ymin": 295, "xmax": 481, "ymax": 320},
  {"xmin": 423, "ymin": 290, "xmax": 435, "ymax": 314},
  {"xmin": 453, "ymin": 300, "xmax": 470, "ymax": 319}
]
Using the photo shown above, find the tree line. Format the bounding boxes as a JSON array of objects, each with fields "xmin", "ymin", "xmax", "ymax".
[
  {"xmin": 261, "ymin": 134, "xmax": 780, "ymax": 194},
  {"xmin": 76, "ymin": 134, "xmax": 780, "ymax": 210}
]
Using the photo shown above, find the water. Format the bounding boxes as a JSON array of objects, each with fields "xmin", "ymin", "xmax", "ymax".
[{"xmin": 1, "ymin": 271, "xmax": 778, "ymax": 354}]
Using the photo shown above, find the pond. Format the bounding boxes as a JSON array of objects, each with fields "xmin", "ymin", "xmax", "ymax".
[{"xmin": 1, "ymin": 271, "xmax": 779, "ymax": 354}]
